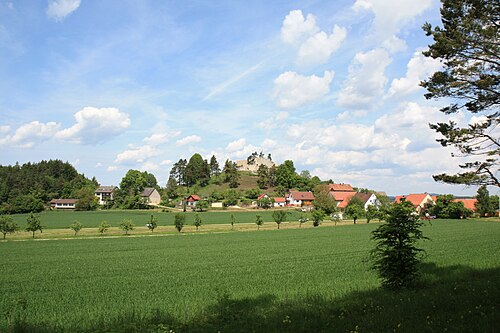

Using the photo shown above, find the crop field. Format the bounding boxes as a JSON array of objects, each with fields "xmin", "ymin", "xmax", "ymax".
[
  {"xmin": 1, "ymin": 219, "xmax": 499, "ymax": 332},
  {"xmin": 10, "ymin": 209, "xmax": 303, "ymax": 230}
]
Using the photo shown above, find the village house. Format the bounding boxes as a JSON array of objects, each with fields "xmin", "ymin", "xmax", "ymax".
[
  {"xmin": 273, "ymin": 197, "xmax": 286, "ymax": 207},
  {"xmin": 94, "ymin": 186, "xmax": 117, "ymax": 205},
  {"xmin": 394, "ymin": 193, "xmax": 435, "ymax": 213},
  {"xmin": 50, "ymin": 198, "xmax": 78, "ymax": 210},
  {"xmin": 186, "ymin": 194, "xmax": 201, "ymax": 207},
  {"xmin": 141, "ymin": 187, "xmax": 161, "ymax": 205},
  {"xmin": 328, "ymin": 183, "xmax": 356, "ymax": 209},
  {"xmin": 353, "ymin": 192, "xmax": 381, "ymax": 210},
  {"xmin": 287, "ymin": 190, "xmax": 315, "ymax": 207}
]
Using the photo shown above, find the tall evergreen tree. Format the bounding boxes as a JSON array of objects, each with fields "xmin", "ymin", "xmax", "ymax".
[
  {"xmin": 422, "ymin": 0, "xmax": 499, "ymax": 187},
  {"xmin": 209, "ymin": 155, "xmax": 220, "ymax": 177}
]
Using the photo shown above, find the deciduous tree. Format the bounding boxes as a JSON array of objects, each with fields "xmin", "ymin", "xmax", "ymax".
[
  {"xmin": 0, "ymin": 215, "xmax": 18, "ymax": 239},
  {"xmin": 147, "ymin": 215, "xmax": 158, "ymax": 232},
  {"xmin": 25, "ymin": 213, "xmax": 43, "ymax": 238},
  {"xmin": 194, "ymin": 213, "xmax": 202, "ymax": 231},
  {"xmin": 272, "ymin": 210, "xmax": 287, "ymax": 229},
  {"xmin": 255, "ymin": 214, "xmax": 263, "ymax": 230},
  {"xmin": 345, "ymin": 197, "xmax": 365, "ymax": 224},
  {"xmin": 174, "ymin": 213, "xmax": 185, "ymax": 232},
  {"xmin": 119, "ymin": 219, "xmax": 134, "ymax": 235},
  {"xmin": 69, "ymin": 220, "xmax": 83, "ymax": 236}
]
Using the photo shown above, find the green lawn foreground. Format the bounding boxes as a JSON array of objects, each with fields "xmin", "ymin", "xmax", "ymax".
[
  {"xmin": 0, "ymin": 219, "xmax": 499, "ymax": 332},
  {"xmin": 10, "ymin": 209, "xmax": 303, "ymax": 229}
]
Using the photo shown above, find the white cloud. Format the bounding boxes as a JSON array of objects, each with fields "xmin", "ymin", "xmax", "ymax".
[
  {"xmin": 281, "ymin": 10, "xmax": 319, "ymax": 45},
  {"xmin": 114, "ymin": 145, "xmax": 161, "ymax": 164},
  {"xmin": 226, "ymin": 138, "xmax": 247, "ymax": 152},
  {"xmin": 297, "ymin": 25, "xmax": 347, "ymax": 65},
  {"xmin": 469, "ymin": 115, "xmax": 489, "ymax": 126},
  {"xmin": 352, "ymin": 0, "xmax": 433, "ymax": 50},
  {"xmin": 273, "ymin": 70, "xmax": 334, "ymax": 109},
  {"xmin": 55, "ymin": 107, "xmax": 131, "ymax": 144},
  {"xmin": 46, "ymin": 0, "xmax": 81, "ymax": 21},
  {"xmin": 160, "ymin": 159, "xmax": 172, "ymax": 166},
  {"xmin": 387, "ymin": 50, "xmax": 442, "ymax": 97},
  {"xmin": 2, "ymin": 121, "xmax": 61, "ymax": 148},
  {"xmin": 257, "ymin": 111, "xmax": 289, "ymax": 131},
  {"xmin": 382, "ymin": 35, "xmax": 407, "ymax": 53},
  {"xmin": 107, "ymin": 166, "xmax": 119, "ymax": 172},
  {"xmin": 95, "ymin": 162, "xmax": 103, "ymax": 168},
  {"xmin": 176, "ymin": 135, "xmax": 202, "ymax": 146},
  {"xmin": 204, "ymin": 62, "xmax": 262, "ymax": 100},
  {"xmin": 337, "ymin": 48, "xmax": 391, "ymax": 109}
]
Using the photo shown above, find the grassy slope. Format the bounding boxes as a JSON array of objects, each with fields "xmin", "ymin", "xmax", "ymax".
[{"xmin": 0, "ymin": 219, "xmax": 499, "ymax": 332}]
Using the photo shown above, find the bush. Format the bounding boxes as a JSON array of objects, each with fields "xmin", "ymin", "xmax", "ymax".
[
  {"xmin": 174, "ymin": 213, "xmax": 185, "ymax": 232},
  {"xmin": 119, "ymin": 219, "xmax": 134, "ymax": 235}
]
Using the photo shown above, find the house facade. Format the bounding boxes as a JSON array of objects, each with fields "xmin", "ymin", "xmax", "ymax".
[
  {"xmin": 186, "ymin": 194, "xmax": 201, "ymax": 207},
  {"xmin": 141, "ymin": 188, "xmax": 161, "ymax": 205},
  {"xmin": 50, "ymin": 199, "xmax": 78, "ymax": 209},
  {"xmin": 354, "ymin": 192, "xmax": 381, "ymax": 210},
  {"xmin": 287, "ymin": 190, "xmax": 315, "ymax": 207},
  {"xmin": 273, "ymin": 197, "xmax": 286, "ymax": 207},
  {"xmin": 94, "ymin": 186, "xmax": 117, "ymax": 205}
]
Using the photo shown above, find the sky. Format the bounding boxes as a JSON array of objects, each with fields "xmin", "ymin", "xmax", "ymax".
[{"xmin": 0, "ymin": 0, "xmax": 491, "ymax": 196}]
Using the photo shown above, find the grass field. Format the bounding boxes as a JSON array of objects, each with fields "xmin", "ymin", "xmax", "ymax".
[
  {"xmin": 10, "ymin": 209, "xmax": 304, "ymax": 230},
  {"xmin": 1, "ymin": 219, "xmax": 499, "ymax": 332}
]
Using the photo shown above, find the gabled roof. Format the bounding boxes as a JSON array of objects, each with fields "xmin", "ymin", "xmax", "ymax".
[
  {"xmin": 186, "ymin": 194, "xmax": 201, "ymax": 202},
  {"xmin": 453, "ymin": 198, "xmax": 477, "ymax": 211},
  {"xmin": 50, "ymin": 198, "xmax": 78, "ymax": 204},
  {"xmin": 328, "ymin": 183, "xmax": 355, "ymax": 192},
  {"xmin": 394, "ymin": 193, "xmax": 433, "ymax": 207},
  {"xmin": 141, "ymin": 187, "xmax": 157, "ymax": 197},
  {"xmin": 257, "ymin": 193, "xmax": 268, "ymax": 200},
  {"xmin": 274, "ymin": 197, "xmax": 286, "ymax": 203},
  {"xmin": 95, "ymin": 186, "xmax": 117, "ymax": 193},
  {"xmin": 354, "ymin": 192, "xmax": 373, "ymax": 204},
  {"xmin": 289, "ymin": 191, "xmax": 315, "ymax": 201},
  {"xmin": 329, "ymin": 191, "xmax": 356, "ymax": 202}
]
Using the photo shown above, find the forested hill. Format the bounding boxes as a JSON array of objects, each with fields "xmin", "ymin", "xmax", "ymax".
[{"xmin": 0, "ymin": 160, "xmax": 97, "ymax": 214}]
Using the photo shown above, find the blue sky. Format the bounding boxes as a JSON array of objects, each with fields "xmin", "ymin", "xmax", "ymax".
[{"xmin": 0, "ymin": 0, "xmax": 488, "ymax": 196}]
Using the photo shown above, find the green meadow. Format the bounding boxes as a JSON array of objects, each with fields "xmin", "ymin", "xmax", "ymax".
[
  {"xmin": 1, "ymin": 219, "xmax": 499, "ymax": 332},
  {"xmin": 10, "ymin": 209, "xmax": 303, "ymax": 229}
]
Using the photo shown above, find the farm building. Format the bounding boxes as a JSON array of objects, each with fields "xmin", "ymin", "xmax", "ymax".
[
  {"xmin": 50, "ymin": 199, "xmax": 78, "ymax": 209},
  {"xmin": 94, "ymin": 186, "xmax": 117, "ymax": 205},
  {"xmin": 141, "ymin": 188, "xmax": 161, "ymax": 205}
]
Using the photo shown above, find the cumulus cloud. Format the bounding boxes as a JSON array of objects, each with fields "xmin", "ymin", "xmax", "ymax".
[
  {"xmin": 258, "ymin": 111, "xmax": 289, "ymax": 131},
  {"xmin": 281, "ymin": 10, "xmax": 319, "ymax": 45},
  {"xmin": 46, "ymin": 0, "xmax": 81, "ymax": 21},
  {"xmin": 387, "ymin": 50, "xmax": 442, "ymax": 97},
  {"xmin": 273, "ymin": 71, "xmax": 334, "ymax": 109},
  {"xmin": 337, "ymin": 48, "xmax": 391, "ymax": 109},
  {"xmin": 297, "ymin": 25, "xmax": 347, "ymax": 65},
  {"xmin": 114, "ymin": 145, "xmax": 161, "ymax": 164},
  {"xmin": 281, "ymin": 10, "xmax": 347, "ymax": 66},
  {"xmin": 55, "ymin": 107, "xmax": 130, "ymax": 144},
  {"xmin": 352, "ymin": 0, "xmax": 433, "ymax": 50},
  {"xmin": 226, "ymin": 138, "xmax": 247, "ymax": 152},
  {"xmin": 0, "ymin": 121, "xmax": 61, "ymax": 148},
  {"xmin": 176, "ymin": 135, "xmax": 201, "ymax": 146}
]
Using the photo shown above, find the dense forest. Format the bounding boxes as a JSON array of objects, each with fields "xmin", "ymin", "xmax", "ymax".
[{"xmin": 0, "ymin": 160, "xmax": 97, "ymax": 214}]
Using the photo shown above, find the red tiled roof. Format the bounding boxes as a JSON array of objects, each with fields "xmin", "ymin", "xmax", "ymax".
[
  {"xmin": 453, "ymin": 198, "xmax": 477, "ymax": 211},
  {"xmin": 329, "ymin": 191, "xmax": 356, "ymax": 202},
  {"xmin": 289, "ymin": 191, "xmax": 315, "ymax": 201},
  {"xmin": 257, "ymin": 193, "xmax": 268, "ymax": 200},
  {"xmin": 274, "ymin": 197, "xmax": 286, "ymax": 203},
  {"xmin": 394, "ymin": 194, "xmax": 433, "ymax": 207},
  {"xmin": 186, "ymin": 194, "xmax": 200, "ymax": 202},
  {"xmin": 328, "ymin": 183, "xmax": 355, "ymax": 192}
]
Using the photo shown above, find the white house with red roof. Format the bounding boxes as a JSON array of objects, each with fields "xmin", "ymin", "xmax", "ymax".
[
  {"xmin": 328, "ymin": 183, "xmax": 356, "ymax": 209},
  {"xmin": 274, "ymin": 197, "xmax": 286, "ymax": 207},
  {"xmin": 394, "ymin": 193, "xmax": 435, "ymax": 213},
  {"xmin": 186, "ymin": 194, "xmax": 201, "ymax": 207}
]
